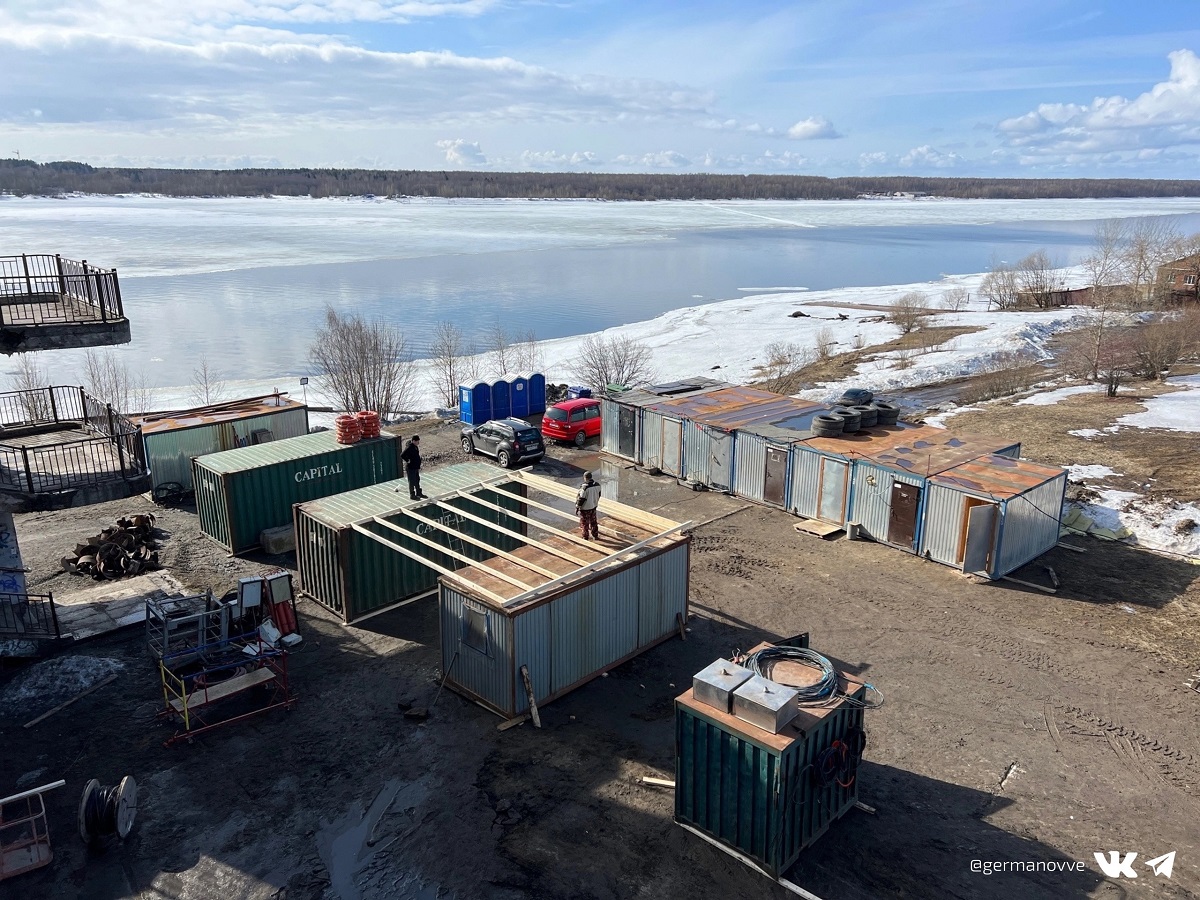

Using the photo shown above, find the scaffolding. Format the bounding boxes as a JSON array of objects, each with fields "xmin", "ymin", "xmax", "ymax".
[
  {"xmin": 0, "ymin": 780, "xmax": 64, "ymax": 883},
  {"xmin": 145, "ymin": 591, "xmax": 225, "ymax": 661},
  {"xmin": 158, "ymin": 632, "xmax": 292, "ymax": 747}
]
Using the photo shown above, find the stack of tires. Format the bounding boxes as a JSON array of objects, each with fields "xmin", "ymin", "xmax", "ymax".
[{"xmin": 809, "ymin": 399, "xmax": 900, "ymax": 438}]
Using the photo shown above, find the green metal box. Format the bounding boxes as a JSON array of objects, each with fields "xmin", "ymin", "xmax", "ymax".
[
  {"xmin": 675, "ymin": 669, "xmax": 864, "ymax": 878},
  {"xmin": 192, "ymin": 431, "xmax": 402, "ymax": 553},
  {"xmin": 294, "ymin": 462, "xmax": 527, "ymax": 624}
]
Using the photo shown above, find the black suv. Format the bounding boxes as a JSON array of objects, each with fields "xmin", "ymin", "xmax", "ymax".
[{"xmin": 461, "ymin": 418, "xmax": 546, "ymax": 468}]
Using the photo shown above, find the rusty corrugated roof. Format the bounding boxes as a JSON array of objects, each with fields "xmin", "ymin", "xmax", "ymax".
[
  {"xmin": 649, "ymin": 386, "xmax": 818, "ymax": 430},
  {"xmin": 802, "ymin": 423, "xmax": 1019, "ymax": 476},
  {"xmin": 929, "ymin": 454, "xmax": 1065, "ymax": 499},
  {"xmin": 134, "ymin": 394, "xmax": 306, "ymax": 435}
]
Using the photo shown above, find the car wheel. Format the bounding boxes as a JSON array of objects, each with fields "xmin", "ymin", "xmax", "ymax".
[
  {"xmin": 574, "ymin": 430, "xmax": 587, "ymax": 448},
  {"xmin": 497, "ymin": 449, "xmax": 512, "ymax": 468},
  {"xmin": 461, "ymin": 437, "xmax": 474, "ymax": 454}
]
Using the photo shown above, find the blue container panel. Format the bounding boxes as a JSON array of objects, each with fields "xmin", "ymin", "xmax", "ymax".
[
  {"xmin": 528, "ymin": 374, "xmax": 547, "ymax": 414},
  {"xmin": 510, "ymin": 377, "xmax": 530, "ymax": 417},
  {"xmin": 568, "ymin": 386, "xmax": 593, "ymax": 399},
  {"xmin": 491, "ymin": 380, "xmax": 511, "ymax": 421}
]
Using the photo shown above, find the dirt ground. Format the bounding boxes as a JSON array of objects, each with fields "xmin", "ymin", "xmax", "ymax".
[{"xmin": 3, "ymin": 421, "xmax": 1200, "ymax": 900}]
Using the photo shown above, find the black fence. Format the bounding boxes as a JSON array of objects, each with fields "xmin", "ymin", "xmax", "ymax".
[
  {"xmin": 0, "ymin": 592, "xmax": 60, "ymax": 641},
  {"xmin": 0, "ymin": 386, "xmax": 145, "ymax": 494},
  {"xmin": 0, "ymin": 254, "xmax": 124, "ymax": 326}
]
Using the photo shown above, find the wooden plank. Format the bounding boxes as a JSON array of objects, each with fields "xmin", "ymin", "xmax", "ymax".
[
  {"xmin": 520, "ymin": 665, "xmax": 541, "ymax": 729},
  {"xmin": 388, "ymin": 506, "xmax": 561, "ymax": 580},
  {"xmin": 1045, "ymin": 566, "xmax": 1060, "ymax": 589},
  {"xmin": 497, "ymin": 714, "xmax": 529, "ymax": 732},
  {"xmin": 454, "ymin": 491, "xmax": 596, "ymax": 560},
  {"xmin": 640, "ymin": 776, "xmax": 676, "ymax": 788},
  {"xmin": 350, "ymin": 523, "xmax": 509, "ymax": 605},
  {"xmin": 435, "ymin": 501, "xmax": 581, "ymax": 569},
  {"xmin": 169, "ymin": 668, "xmax": 274, "ymax": 712},
  {"xmin": 1001, "ymin": 575, "xmax": 1057, "ymax": 595},
  {"xmin": 507, "ymin": 471, "xmax": 680, "ymax": 532},
  {"xmin": 793, "ymin": 519, "xmax": 843, "ymax": 539},
  {"xmin": 23, "ymin": 675, "xmax": 117, "ymax": 728},
  {"xmin": 1056, "ymin": 541, "xmax": 1087, "ymax": 553},
  {"xmin": 371, "ymin": 517, "xmax": 536, "ymax": 592},
  {"xmin": 491, "ymin": 487, "xmax": 633, "ymax": 543}
]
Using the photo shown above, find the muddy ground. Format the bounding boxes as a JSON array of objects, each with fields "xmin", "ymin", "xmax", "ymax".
[{"xmin": 3, "ymin": 421, "xmax": 1200, "ymax": 900}]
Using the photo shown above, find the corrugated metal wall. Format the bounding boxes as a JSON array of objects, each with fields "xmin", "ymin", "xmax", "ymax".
[
  {"xmin": 600, "ymin": 397, "xmax": 641, "ymax": 460},
  {"xmin": 682, "ymin": 420, "xmax": 711, "ymax": 485},
  {"xmin": 439, "ymin": 586, "xmax": 515, "ymax": 714},
  {"xmin": 294, "ymin": 513, "xmax": 343, "ymax": 615},
  {"xmin": 660, "ymin": 417, "xmax": 684, "ymax": 476},
  {"xmin": 993, "ymin": 472, "xmax": 1067, "ymax": 577},
  {"xmin": 920, "ymin": 483, "xmax": 969, "ymax": 565},
  {"xmin": 642, "ymin": 410, "xmax": 664, "ymax": 470},
  {"xmin": 732, "ymin": 430, "xmax": 769, "ymax": 503},
  {"xmin": 788, "ymin": 447, "xmax": 824, "ymax": 518},
  {"xmin": 442, "ymin": 540, "xmax": 690, "ymax": 717},
  {"xmin": 849, "ymin": 463, "xmax": 924, "ymax": 542},
  {"xmin": 143, "ymin": 407, "xmax": 308, "ymax": 491},
  {"xmin": 995, "ymin": 443, "xmax": 1021, "ymax": 459}
]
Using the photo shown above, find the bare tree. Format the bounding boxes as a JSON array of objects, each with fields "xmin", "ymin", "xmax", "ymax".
[
  {"xmin": 1095, "ymin": 332, "xmax": 1139, "ymax": 397},
  {"xmin": 813, "ymin": 327, "xmax": 836, "ymax": 361},
  {"xmin": 189, "ymin": 356, "xmax": 227, "ymax": 407},
  {"xmin": 1134, "ymin": 309, "xmax": 1200, "ymax": 380},
  {"xmin": 8, "ymin": 352, "xmax": 51, "ymax": 421},
  {"xmin": 428, "ymin": 321, "xmax": 472, "ymax": 407},
  {"xmin": 1120, "ymin": 218, "xmax": 1180, "ymax": 304},
  {"xmin": 941, "ymin": 286, "xmax": 969, "ymax": 312},
  {"xmin": 571, "ymin": 335, "xmax": 654, "ymax": 391},
  {"xmin": 512, "ymin": 329, "xmax": 544, "ymax": 374},
  {"xmin": 485, "ymin": 321, "xmax": 512, "ymax": 377},
  {"xmin": 309, "ymin": 306, "xmax": 416, "ymax": 416},
  {"xmin": 1015, "ymin": 250, "xmax": 1065, "ymax": 308},
  {"xmin": 759, "ymin": 341, "xmax": 813, "ymax": 392},
  {"xmin": 981, "ymin": 259, "xmax": 1020, "ymax": 310},
  {"xmin": 82, "ymin": 350, "xmax": 137, "ymax": 411},
  {"xmin": 887, "ymin": 292, "xmax": 930, "ymax": 334}
]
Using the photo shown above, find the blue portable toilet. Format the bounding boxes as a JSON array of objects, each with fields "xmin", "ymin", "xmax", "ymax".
[
  {"xmin": 510, "ymin": 375, "xmax": 530, "ymax": 418},
  {"xmin": 567, "ymin": 386, "xmax": 593, "ymax": 400},
  {"xmin": 459, "ymin": 381, "xmax": 491, "ymax": 425},
  {"xmin": 528, "ymin": 373, "xmax": 547, "ymax": 414},
  {"xmin": 491, "ymin": 378, "xmax": 511, "ymax": 421}
]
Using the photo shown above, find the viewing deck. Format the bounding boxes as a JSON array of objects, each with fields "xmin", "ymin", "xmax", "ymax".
[{"xmin": 0, "ymin": 254, "xmax": 131, "ymax": 352}]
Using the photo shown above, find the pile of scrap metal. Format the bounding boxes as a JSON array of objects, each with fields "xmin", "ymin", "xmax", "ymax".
[{"xmin": 61, "ymin": 515, "xmax": 162, "ymax": 580}]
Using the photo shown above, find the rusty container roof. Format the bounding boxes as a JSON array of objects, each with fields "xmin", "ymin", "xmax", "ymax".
[
  {"xmin": 608, "ymin": 377, "xmax": 732, "ymax": 410},
  {"xmin": 802, "ymin": 423, "xmax": 1018, "ymax": 476},
  {"xmin": 929, "ymin": 454, "xmax": 1065, "ymax": 499},
  {"xmin": 649, "ymin": 386, "xmax": 818, "ymax": 430},
  {"xmin": 134, "ymin": 394, "xmax": 305, "ymax": 435}
]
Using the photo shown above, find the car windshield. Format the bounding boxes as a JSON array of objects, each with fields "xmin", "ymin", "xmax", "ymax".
[
  {"xmin": 544, "ymin": 408, "xmax": 568, "ymax": 421},
  {"xmin": 514, "ymin": 427, "xmax": 539, "ymax": 439}
]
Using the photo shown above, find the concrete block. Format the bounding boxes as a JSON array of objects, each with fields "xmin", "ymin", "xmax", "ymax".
[{"xmin": 260, "ymin": 525, "xmax": 296, "ymax": 555}]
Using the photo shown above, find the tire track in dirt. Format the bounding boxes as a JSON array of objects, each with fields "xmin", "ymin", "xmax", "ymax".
[{"xmin": 1062, "ymin": 704, "xmax": 1199, "ymax": 798}]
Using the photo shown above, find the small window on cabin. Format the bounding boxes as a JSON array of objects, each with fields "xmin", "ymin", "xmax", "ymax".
[{"xmin": 463, "ymin": 606, "xmax": 491, "ymax": 655}]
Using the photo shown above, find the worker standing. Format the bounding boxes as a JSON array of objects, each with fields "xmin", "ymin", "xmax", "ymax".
[
  {"xmin": 401, "ymin": 435, "xmax": 427, "ymax": 500},
  {"xmin": 575, "ymin": 471, "xmax": 602, "ymax": 540}
]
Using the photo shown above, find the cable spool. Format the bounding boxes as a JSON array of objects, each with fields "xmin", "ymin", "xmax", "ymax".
[
  {"xmin": 356, "ymin": 410, "xmax": 381, "ymax": 439},
  {"xmin": 334, "ymin": 414, "xmax": 362, "ymax": 445},
  {"xmin": 78, "ymin": 776, "xmax": 138, "ymax": 843}
]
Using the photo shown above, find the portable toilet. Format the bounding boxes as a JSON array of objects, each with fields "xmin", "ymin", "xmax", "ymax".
[
  {"xmin": 491, "ymin": 378, "xmax": 511, "ymax": 421},
  {"xmin": 459, "ymin": 382, "xmax": 492, "ymax": 426},
  {"xmin": 527, "ymin": 373, "xmax": 547, "ymax": 414},
  {"xmin": 510, "ymin": 375, "xmax": 530, "ymax": 418}
]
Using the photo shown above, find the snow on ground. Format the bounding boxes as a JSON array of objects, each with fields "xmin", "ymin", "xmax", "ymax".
[
  {"xmin": 1015, "ymin": 384, "xmax": 1099, "ymax": 406},
  {"xmin": 1065, "ymin": 490, "xmax": 1200, "ymax": 559},
  {"xmin": 922, "ymin": 406, "xmax": 981, "ymax": 429},
  {"xmin": 1070, "ymin": 426, "xmax": 1120, "ymax": 439},
  {"xmin": 1068, "ymin": 464, "xmax": 1122, "ymax": 481},
  {"xmin": 0, "ymin": 655, "xmax": 125, "ymax": 717},
  {"xmin": 1115, "ymin": 374, "xmax": 1200, "ymax": 433}
]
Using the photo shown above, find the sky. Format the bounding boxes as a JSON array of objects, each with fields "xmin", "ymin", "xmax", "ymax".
[{"xmin": 2, "ymin": 0, "xmax": 1200, "ymax": 178}]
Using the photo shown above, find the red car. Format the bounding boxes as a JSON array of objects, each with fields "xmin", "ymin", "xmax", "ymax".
[{"xmin": 541, "ymin": 398, "xmax": 601, "ymax": 447}]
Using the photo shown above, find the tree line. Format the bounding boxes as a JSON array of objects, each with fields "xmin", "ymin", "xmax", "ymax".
[{"xmin": 4, "ymin": 158, "xmax": 1200, "ymax": 201}]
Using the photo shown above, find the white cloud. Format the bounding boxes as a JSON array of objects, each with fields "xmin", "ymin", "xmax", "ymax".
[
  {"xmin": 786, "ymin": 116, "xmax": 840, "ymax": 140},
  {"xmin": 437, "ymin": 139, "xmax": 487, "ymax": 166},
  {"xmin": 519, "ymin": 150, "xmax": 600, "ymax": 169},
  {"xmin": 858, "ymin": 151, "xmax": 890, "ymax": 168},
  {"xmin": 614, "ymin": 151, "xmax": 690, "ymax": 169},
  {"xmin": 899, "ymin": 145, "xmax": 962, "ymax": 168},
  {"xmin": 997, "ymin": 49, "xmax": 1200, "ymax": 158}
]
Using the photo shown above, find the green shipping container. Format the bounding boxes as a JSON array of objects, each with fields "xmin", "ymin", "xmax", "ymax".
[
  {"xmin": 294, "ymin": 462, "xmax": 528, "ymax": 624},
  {"xmin": 193, "ymin": 431, "xmax": 403, "ymax": 553},
  {"xmin": 675, "ymin": 674, "xmax": 865, "ymax": 878}
]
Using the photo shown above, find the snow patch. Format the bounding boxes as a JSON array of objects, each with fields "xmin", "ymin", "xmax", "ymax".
[
  {"xmin": 1115, "ymin": 374, "xmax": 1200, "ymax": 433},
  {"xmin": 0, "ymin": 655, "xmax": 125, "ymax": 718},
  {"xmin": 1064, "ymin": 490, "xmax": 1200, "ymax": 559},
  {"xmin": 1068, "ymin": 464, "xmax": 1121, "ymax": 481},
  {"xmin": 1015, "ymin": 383, "xmax": 1098, "ymax": 406}
]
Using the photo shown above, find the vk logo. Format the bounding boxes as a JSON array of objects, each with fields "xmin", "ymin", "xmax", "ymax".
[
  {"xmin": 1094, "ymin": 852, "xmax": 1138, "ymax": 879},
  {"xmin": 1094, "ymin": 850, "xmax": 1176, "ymax": 879}
]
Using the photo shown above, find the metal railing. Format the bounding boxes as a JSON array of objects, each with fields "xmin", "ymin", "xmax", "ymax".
[
  {"xmin": 0, "ymin": 254, "xmax": 124, "ymax": 326},
  {"xmin": 0, "ymin": 592, "xmax": 60, "ymax": 641},
  {"xmin": 0, "ymin": 386, "xmax": 145, "ymax": 494}
]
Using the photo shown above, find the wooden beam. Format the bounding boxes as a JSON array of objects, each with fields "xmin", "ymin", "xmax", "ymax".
[
  {"xmin": 455, "ymin": 491, "xmax": 597, "ymax": 559},
  {"xmin": 520, "ymin": 664, "xmax": 541, "ymax": 729},
  {"xmin": 505, "ymin": 471, "xmax": 681, "ymax": 532},
  {"xmin": 370, "ymin": 517, "xmax": 536, "ymax": 592},
  {"xmin": 1001, "ymin": 574, "xmax": 1056, "ymax": 595},
  {"xmin": 388, "ymin": 506, "xmax": 561, "ymax": 581},
  {"xmin": 24, "ymin": 675, "xmax": 117, "ymax": 728},
  {"xmin": 489, "ymin": 486, "xmax": 633, "ymax": 543},
  {"xmin": 445, "ymin": 496, "xmax": 591, "ymax": 567},
  {"xmin": 349, "ymin": 523, "xmax": 509, "ymax": 605}
]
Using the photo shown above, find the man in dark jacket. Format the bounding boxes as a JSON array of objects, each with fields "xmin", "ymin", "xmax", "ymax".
[{"xmin": 401, "ymin": 435, "xmax": 426, "ymax": 500}]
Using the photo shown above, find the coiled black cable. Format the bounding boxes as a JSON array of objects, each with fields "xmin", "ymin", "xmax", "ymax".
[
  {"xmin": 739, "ymin": 646, "xmax": 884, "ymax": 709},
  {"xmin": 81, "ymin": 784, "xmax": 122, "ymax": 840}
]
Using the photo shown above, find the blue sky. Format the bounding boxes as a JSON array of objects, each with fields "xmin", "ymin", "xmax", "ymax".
[{"xmin": 3, "ymin": 0, "xmax": 1199, "ymax": 177}]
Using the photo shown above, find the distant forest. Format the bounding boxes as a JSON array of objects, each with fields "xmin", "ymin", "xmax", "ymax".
[{"xmin": 3, "ymin": 158, "xmax": 1200, "ymax": 201}]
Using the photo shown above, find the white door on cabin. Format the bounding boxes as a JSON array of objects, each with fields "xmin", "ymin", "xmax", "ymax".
[{"xmin": 709, "ymin": 433, "xmax": 731, "ymax": 491}]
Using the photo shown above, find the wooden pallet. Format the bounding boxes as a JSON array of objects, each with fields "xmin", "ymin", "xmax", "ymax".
[
  {"xmin": 793, "ymin": 519, "xmax": 844, "ymax": 540},
  {"xmin": 169, "ymin": 668, "xmax": 275, "ymax": 712}
]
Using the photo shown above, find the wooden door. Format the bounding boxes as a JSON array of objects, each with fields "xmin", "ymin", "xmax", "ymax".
[
  {"xmin": 763, "ymin": 447, "xmax": 787, "ymax": 506},
  {"xmin": 960, "ymin": 499, "xmax": 998, "ymax": 573},
  {"xmin": 887, "ymin": 481, "xmax": 921, "ymax": 548}
]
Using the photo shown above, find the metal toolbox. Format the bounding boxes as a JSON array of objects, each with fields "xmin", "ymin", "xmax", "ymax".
[
  {"xmin": 732, "ymin": 675, "xmax": 799, "ymax": 734},
  {"xmin": 692, "ymin": 658, "xmax": 754, "ymax": 713}
]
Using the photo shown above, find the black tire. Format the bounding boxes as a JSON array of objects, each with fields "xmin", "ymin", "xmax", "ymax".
[
  {"xmin": 830, "ymin": 407, "xmax": 861, "ymax": 433},
  {"xmin": 461, "ymin": 437, "xmax": 474, "ymax": 454},
  {"xmin": 811, "ymin": 425, "xmax": 843, "ymax": 438},
  {"xmin": 810, "ymin": 414, "xmax": 844, "ymax": 437},
  {"xmin": 851, "ymin": 404, "xmax": 879, "ymax": 428},
  {"xmin": 498, "ymin": 449, "xmax": 512, "ymax": 468},
  {"xmin": 574, "ymin": 430, "xmax": 587, "ymax": 448},
  {"xmin": 871, "ymin": 400, "xmax": 900, "ymax": 426}
]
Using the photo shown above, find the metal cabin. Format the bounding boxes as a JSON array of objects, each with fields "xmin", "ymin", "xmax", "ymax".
[
  {"xmin": 428, "ymin": 471, "xmax": 690, "ymax": 719},
  {"xmin": 133, "ymin": 394, "xmax": 309, "ymax": 493},
  {"xmin": 652, "ymin": 387, "xmax": 816, "ymax": 492},
  {"xmin": 293, "ymin": 462, "xmax": 527, "ymax": 624},
  {"xmin": 193, "ymin": 431, "xmax": 403, "ymax": 554},
  {"xmin": 730, "ymin": 410, "xmax": 825, "ymax": 508},
  {"xmin": 599, "ymin": 377, "xmax": 729, "ymax": 464},
  {"xmin": 792, "ymin": 424, "xmax": 1020, "ymax": 541},
  {"xmin": 919, "ymin": 454, "xmax": 1067, "ymax": 579}
]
